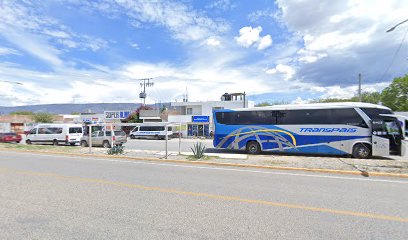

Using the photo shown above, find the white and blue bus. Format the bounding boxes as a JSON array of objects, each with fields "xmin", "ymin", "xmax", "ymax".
[{"xmin": 213, "ymin": 102, "xmax": 406, "ymax": 158}]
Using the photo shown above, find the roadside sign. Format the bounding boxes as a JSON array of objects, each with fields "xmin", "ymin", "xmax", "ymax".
[{"xmin": 104, "ymin": 111, "xmax": 131, "ymax": 120}]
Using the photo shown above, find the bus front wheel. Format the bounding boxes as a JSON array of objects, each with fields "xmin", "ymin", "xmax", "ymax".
[
  {"xmin": 246, "ymin": 141, "xmax": 261, "ymax": 154},
  {"xmin": 352, "ymin": 143, "xmax": 371, "ymax": 159}
]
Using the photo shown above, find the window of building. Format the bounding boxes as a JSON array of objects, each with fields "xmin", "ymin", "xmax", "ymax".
[
  {"xmin": 212, "ymin": 107, "xmax": 224, "ymax": 111},
  {"xmin": 187, "ymin": 108, "xmax": 193, "ymax": 115}
]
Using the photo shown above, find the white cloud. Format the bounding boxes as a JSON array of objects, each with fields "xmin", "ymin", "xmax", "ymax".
[
  {"xmin": 0, "ymin": 1, "xmax": 108, "ymax": 66},
  {"xmin": 276, "ymin": 0, "xmax": 408, "ymax": 86},
  {"xmin": 0, "ymin": 47, "xmax": 20, "ymax": 56},
  {"xmin": 307, "ymin": 82, "xmax": 389, "ymax": 100},
  {"xmin": 130, "ymin": 43, "xmax": 140, "ymax": 49},
  {"xmin": 258, "ymin": 35, "xmax": 272, "ymax": 50},
  {"xmin": 205, "ymin": 37, "xmax": 221, "ymax": 47},
  {"xmin": 291, "ymin": 97, "xmax": 311, "ymax": 104},
  {"xmin": 43, "ymin": 29, "xmax": 71, "ymax": 39},
  {"xmin": 235, "ymin": 26, "xmax": 272, "ymax": 50},
  {"xmin": 297, "ymin": 48, "xmax": 327, "ymax": 63},
  {"xmin": 0, "ymin": 28, "xmax": 63, "ymax": 66},
  {"xmin": 206, "ymin": 0, "xmax": 236, "ymax": 11},
  {"xmin": 101, "ymin": 0, "xmax": 229, "ymax": 42},
  {"xmin": 266, "ymin": 64, "xmax": 295, "ymax": 81},
  {"xmin": 235, "ymin": 26, "xmax": 262, "ymax": 48},
  {"xmin": 0, "ymin": 42, "xmax": 307, "ymax": 106}
]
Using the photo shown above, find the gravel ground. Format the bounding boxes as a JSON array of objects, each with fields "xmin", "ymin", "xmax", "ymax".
[{"xmin": 1, "ymin": 143, "xmax": 407, "ymax": 174}]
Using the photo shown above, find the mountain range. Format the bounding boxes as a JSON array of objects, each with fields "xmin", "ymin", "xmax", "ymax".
[{"xmin": 0, "ymin": 103, "xmax": 170, "ymax": 115}]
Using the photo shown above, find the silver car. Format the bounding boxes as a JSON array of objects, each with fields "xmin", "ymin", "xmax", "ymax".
[{"xmin": 80, "ymin": 130, "xmax": 127, "ymax": 148}]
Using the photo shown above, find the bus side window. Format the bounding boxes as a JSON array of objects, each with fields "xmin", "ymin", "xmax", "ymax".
[{"xmin": 405, "ymin": 120, "xmax": 408, "ymax": 136}]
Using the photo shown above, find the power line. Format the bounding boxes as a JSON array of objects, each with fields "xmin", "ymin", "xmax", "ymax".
[{"xmin": 379, "ymin": 25, "xmax": 408, "ymax": 83}]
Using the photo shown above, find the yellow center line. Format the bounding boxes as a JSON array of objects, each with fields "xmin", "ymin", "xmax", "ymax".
[{"xmin": 0, "ymin": 167, "xmax": 407, "ymax": 223}]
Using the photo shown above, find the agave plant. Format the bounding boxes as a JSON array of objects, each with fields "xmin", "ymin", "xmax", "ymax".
[
  {"xmin": 107, "ymin": 145, "xmax": 125, "ymax": 155},
  {"xmin": 191, "ymin": 141, "xmax": 206, "ymax": 159}
]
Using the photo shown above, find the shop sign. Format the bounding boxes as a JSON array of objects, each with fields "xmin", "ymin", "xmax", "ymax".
[
  {"xmin": 104, "ymin": 111, "xmax": 131, "ymax": 120},
  {"xmin": 192, "ymin": 115, "xmax": 209, "ymax": 122}
]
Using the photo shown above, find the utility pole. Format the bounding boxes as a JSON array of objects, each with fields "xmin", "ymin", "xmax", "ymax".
[
  {"xmin": 139, "ymin": 78, "xmax": 154, "ymax": 105},
  {"xmin": 358, "ymin": 73, "xmax": 362, "ymax": 102}
]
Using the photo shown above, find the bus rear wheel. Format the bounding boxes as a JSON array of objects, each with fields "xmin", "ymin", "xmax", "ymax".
[
  {"xmin": 352, "ymin": 143, "xmax": 371, "ymax": 159},
  {"xmin": 246, "ymin": 141, "xmax": 261, "ymax": 154}
]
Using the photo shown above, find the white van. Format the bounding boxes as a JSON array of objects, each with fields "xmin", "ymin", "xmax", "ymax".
[
  {"xmin": 129, "ymin": 124, "xmax": 173, "ymax": 140},
  {"xmin": 26, "ymin": 124, "xmax": 83, "ymax": 146}
]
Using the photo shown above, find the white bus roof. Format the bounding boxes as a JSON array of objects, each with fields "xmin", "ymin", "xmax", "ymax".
[
  {"xmin": 232, "ymin": 102, "xmax": 391, "ymax": 111},
  {"xmin": 35, "ymin": 123, "xmax": 83, "ymax": 127}
]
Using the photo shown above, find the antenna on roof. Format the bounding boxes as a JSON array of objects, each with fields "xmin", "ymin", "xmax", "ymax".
[{"xmin": 183, "ymin": 86, "xmax": 188, "ymax": 102}]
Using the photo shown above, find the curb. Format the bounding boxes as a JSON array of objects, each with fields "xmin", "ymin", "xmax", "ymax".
[{"xmin": 1, "ymin": 148, "xmax": 408, "ymax": 179}]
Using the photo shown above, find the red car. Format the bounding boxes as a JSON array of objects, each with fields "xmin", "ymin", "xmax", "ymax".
[{"xmin": 0, "ymin": 133, "xmax": 22, "ymax": 143}]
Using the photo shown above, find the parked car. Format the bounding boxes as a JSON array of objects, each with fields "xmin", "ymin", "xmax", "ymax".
[
  {"xmin": 129, "ymin": 124, "xmax": 173, "ymax": 140},
  {"xmin": 26, "ymin": 124, "xmax": 83, "ymax": 146},
  {"xmin": 80, "ymin": 130, "xmax": 127, "ymax": 148},
  {"xmin": 0, "ymin": 132, "xmax": 22, "ymax": 143}
]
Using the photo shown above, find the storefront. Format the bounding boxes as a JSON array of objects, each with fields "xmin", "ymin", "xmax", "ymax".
[{"xmin": 187, "ymin": 116, "xmax": 210, "ymax": 137}]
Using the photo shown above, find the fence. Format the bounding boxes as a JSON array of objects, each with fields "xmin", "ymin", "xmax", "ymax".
[{"xmin": 86, "ymin": 122, "xmax": 185, "ymax": 159}]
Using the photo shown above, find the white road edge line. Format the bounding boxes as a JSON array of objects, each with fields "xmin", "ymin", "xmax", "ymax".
[{"xmin": 2, "ymin": 152, "xmax": 408, "ymax": 184}]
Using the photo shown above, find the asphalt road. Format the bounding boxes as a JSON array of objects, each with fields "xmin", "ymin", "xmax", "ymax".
[{"xmin": 1, "ymin": 151, "xmax": 407, "ymax": 239}]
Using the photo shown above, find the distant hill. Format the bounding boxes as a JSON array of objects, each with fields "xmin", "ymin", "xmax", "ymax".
[{"xmin": 0, "ymin": 103, "xmax": 170, "ymax": 115}]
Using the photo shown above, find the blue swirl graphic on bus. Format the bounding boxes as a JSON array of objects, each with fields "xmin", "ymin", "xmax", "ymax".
[{"xmin": 216, "ymin": 126, "xmax": 297, "ymax": 151}]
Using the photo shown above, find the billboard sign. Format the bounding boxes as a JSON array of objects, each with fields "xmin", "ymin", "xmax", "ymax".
[{"xmin": 104, "ymin": 111, "xmax": 131, "ymax": 120}]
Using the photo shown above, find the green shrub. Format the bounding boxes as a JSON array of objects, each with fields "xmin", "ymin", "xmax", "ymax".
[
  {"xmin": 191, "ymin": 142, "xmax": 206, "ymax": 159},
  {"xmin": 107, "ymin": 145, "xmax": 125, "ymax": 155}
]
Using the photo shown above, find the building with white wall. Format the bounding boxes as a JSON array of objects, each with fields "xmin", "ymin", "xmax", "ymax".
[{"xmin": 168, "ymin": 93, "xmax": 254, "ymax": 137}]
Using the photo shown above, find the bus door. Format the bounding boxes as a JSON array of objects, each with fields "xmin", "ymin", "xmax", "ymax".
[
  {"xmin": 372, "ymin": 118, "xmax": 403, "ymax": 156},
  {"xmin": 380, "ymin": 114, "xmax": 407, "ymax": 156},
  {"xmin": 371, "ymin": 120, "xmax": 390, "ymax": 157}
]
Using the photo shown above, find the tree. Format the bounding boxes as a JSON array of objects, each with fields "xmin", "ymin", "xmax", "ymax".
[
  {"xmin": 255, "ymin": 101, "xmax": 272, "ymax": 107},
  {"xmin": 311, "ymin": 98, "xmax": 349, "ymax": 103},
  {"xmin": 255, "ymin": 100, "xmax": 289, "ymax": 107},
  {"xmin": 32, "ymin": 112, "xmax": 54, "ymax": 123},
  {"xmin": 312, "ymin": 92, "xmax": 381, "ymax": 104},
  {"xmin": 10, "ymin": 111, "xmax": 34, "ymax": 115},
  {"xmin": 381, "ymin": 75, "xmax": 408, "ymax": 111},
  {"xmin": 350, "ymin": 92, "xmax": 381, "ymax": 104},
  {"xmin": 124, "ymin": 105, "xmax": 153, "ymax": 123}
]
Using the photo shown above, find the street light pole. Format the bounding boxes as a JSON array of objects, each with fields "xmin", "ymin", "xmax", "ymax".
[{"xmin": 386, "ymin": 18, "xmax": 408, "ymax": 33}]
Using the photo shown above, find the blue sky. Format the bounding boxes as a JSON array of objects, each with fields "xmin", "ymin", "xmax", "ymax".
[{"xmin": 0, "ymin": 0, "xmax": 407, "ymax": 106}]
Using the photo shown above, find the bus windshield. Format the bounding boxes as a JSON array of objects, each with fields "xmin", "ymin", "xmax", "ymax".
[{"xmin": 384, "ymin": 119, "xmax": 402, "ymax": 136}]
